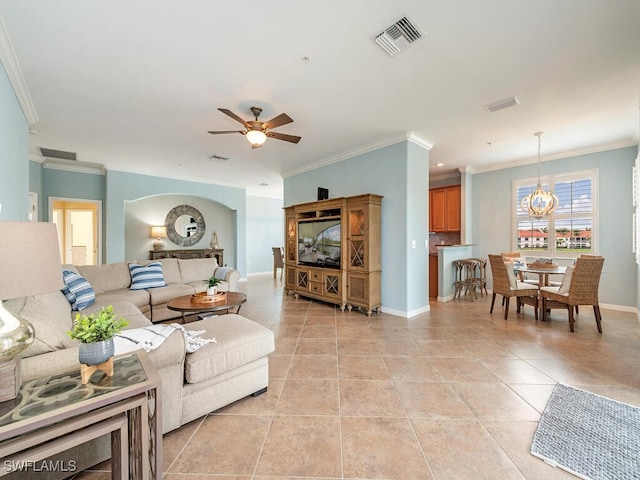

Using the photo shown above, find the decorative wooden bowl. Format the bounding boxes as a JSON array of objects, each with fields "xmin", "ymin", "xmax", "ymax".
[
  {"xmin": 529, "ymin": 262, "xmax": 558, "ymax": 269},
  {"xmin": 191, "ymin": 291, "xmax": 226, "ymax": 304}
]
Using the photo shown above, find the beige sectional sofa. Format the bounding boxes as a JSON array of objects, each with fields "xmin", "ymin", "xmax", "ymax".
[
  {"xmin": 4, "ymin": 259, "xmax": 273, "ymax": 479},
  {"xmin": 72, "ymin": 257, "xmax": 241, "ymax": 322}
]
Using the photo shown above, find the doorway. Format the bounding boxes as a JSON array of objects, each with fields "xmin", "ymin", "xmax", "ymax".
[{"xmin": 49, "ymin": 198, "xmax": 102, "ymax": 265}]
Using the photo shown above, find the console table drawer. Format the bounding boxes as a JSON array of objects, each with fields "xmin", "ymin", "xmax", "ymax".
[{"xmin": 309, "ymin": 281, "xmax": 323, "ymax": 295}]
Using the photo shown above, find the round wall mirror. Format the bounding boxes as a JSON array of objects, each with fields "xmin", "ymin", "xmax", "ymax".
[{"xmin": 165, "ymin": 205, "xmax": 206, "ymax": 247}]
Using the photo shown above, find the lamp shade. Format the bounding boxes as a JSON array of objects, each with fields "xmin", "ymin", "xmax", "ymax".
[
  {"xmin": 0, "ymin": 222, "xmax": 63, "ymax": 301},
  {"xmin": 246, "ymin": 129, "xmax": 267, "ymax": 146},
  {"xmin": 150, "ymin": 226, "xmax": 167, "ymax": 239}
]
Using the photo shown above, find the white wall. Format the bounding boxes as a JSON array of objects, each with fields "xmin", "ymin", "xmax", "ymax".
[{"xmin": 246, "ymin": 195, "xmax": 284, "ymax": 275}]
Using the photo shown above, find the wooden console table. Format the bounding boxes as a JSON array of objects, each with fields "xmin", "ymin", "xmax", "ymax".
[
  {"xmin": 0, "ymin": 352, "xmax": 161, "ymax": 479},
  {"xmin": 150, "ymin": 248, "xmax": 223, "ymax": 266}
]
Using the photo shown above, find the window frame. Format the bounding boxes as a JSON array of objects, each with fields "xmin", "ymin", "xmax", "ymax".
[{"xmin": 512, "ymin": 168, "xmax": 599, "ymax": 258}]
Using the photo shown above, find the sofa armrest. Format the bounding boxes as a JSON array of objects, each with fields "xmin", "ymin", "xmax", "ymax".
[{"xmin": 214, "ymin": 267, "xmax": 240, "ymax": 292}]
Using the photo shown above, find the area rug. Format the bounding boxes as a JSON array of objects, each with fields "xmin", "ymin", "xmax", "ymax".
[{"xmin": 530, "ymin": 383, "xmax": 640, "ymax": 480}]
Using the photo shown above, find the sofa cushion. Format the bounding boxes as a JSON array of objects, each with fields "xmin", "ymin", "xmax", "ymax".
[
  {"xmin": 148, "ymin": 283, "xmax": 195, "ymax": 306},
  {"xmin": 178, "ymin": 258, "xmax": 218, "ymax": 284},
  {"xmin": 61, "ymin": 269, "xmax": 96, "ymax": 311},
  {"xmin": 129, "ymin": 262, "xmax": 166, "ymax": 290},
  {"xmin": 82, "ymin": 301, "xmax": 152, "ymax": 328},
  {"xmin": 183, "ymin": 314, "xmax": 275, "ymax": 384},
  {"xmin": 558, "ymin": 265, "xmax": 574, "ymax": 294},
  {"xmin": 94, "ymin": 289, "xmax": 150, "ymax": 310},
  {"xmin": 5, "ymin": 291, "xmax": 77, "ymax": 358},
  {"xmin": 159, "ymin": 258, "xmax": 182, "ymax": 284},
  {"xmin": 77, "ymin": 263, "xmax": 131, "ymax": 294}
]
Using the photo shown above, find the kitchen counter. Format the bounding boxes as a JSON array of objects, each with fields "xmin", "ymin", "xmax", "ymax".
[{"xmin": 433, "ymin": 244, "xmax": 476, "ymax": 301}]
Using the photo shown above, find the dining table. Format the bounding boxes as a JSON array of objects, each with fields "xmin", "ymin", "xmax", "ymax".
[
  {"xmin": 514, "ymin": 264, "xmax": 567, "ymax": 287},
  {"xmin": 513, "ymin": 264, "xmax": 567, "ymax": 320}
]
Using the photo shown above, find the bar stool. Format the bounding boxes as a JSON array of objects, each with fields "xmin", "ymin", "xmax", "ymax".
[
  {"xmin": 454, "ymin": 258, "xmax": 482, "ymax": 300},
  {"xmin": 467, "ymin": 257, "xmax": 488, "ymax": 297}
]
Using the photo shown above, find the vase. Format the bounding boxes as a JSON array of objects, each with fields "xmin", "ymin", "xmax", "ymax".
[
  {"xmin": 207, "ymin": 286, "xmax": 218, "ymax": 295},
  {"xmin": 78, "ymin": 338, "xmax": 114, "ymax": 365}
]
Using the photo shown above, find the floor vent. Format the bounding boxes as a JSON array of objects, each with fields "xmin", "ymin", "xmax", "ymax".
[
  {"xmin": 39, "ymin": 148, "xmax": 77, "ymax": 161},
  {"xmin": 374, "ymin": 15, "xmax": 423, "ymax": 57}
]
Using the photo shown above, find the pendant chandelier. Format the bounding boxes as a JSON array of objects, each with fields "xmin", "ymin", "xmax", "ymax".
[{"xmin": 521, "ymin": 132, "xmax": 559, "ymax": 219}]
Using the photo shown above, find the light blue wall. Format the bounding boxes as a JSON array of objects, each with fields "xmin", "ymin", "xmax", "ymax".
[
  {"xmin": 246, "ymin": 195, "xmax": 284, "ymax": 275},
  {"xmin": 472, "ymin": 146, "xmax": 637, "ymax": 307},
  {"xmin": 284, "ymin": 140, "xmax": 430, "ymax": 315},
  {"xmin": 406, "ymin": 141, "xmax": 430, "ymax": 313},
  {"xmin": 41, "ymin": 167, "xmax": 106, "ymax": 219},
  {"xmin": 105, "ymin": 170, "xmax": 247, "ymax": 275},
  {"xmin": 0, "ymin": 62, "xmax": 29, "ymax": 220}
]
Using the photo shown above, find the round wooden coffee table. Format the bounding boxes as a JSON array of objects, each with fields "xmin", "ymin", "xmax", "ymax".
[{"xmin": 167, "ymin": 292, "xmax": 248, "ymax": 322}]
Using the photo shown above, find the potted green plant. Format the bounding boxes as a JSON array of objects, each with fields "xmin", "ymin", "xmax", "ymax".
[
  {"xmin": 67, "ymin": 305, "xmax": 128, "ymax": 365},
  {"xmin": 204, "ymin": 276, "xmax": 221, "ymax": 295}
]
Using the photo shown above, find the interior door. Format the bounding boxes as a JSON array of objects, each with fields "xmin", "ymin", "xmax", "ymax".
[{"xmin": 51, "ymin": 198, "xmax": 101, "ymax": 265}]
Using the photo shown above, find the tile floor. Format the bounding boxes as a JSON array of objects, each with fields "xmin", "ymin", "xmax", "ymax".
[{"xmin": 77, "ymin": 274, "xmax": 640, "ymax": 480}]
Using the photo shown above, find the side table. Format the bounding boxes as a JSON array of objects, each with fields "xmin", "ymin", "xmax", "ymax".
[{"xmin": 0, "ymin": 351, "xmax": 162, "ymax": 479}]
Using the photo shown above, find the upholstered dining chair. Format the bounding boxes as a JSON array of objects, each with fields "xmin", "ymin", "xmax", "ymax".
[
  {"xmin": 487, "ymin": 254, "xmax": 540, "ymax": 320},
  {"xmin": 272, "ymin": 247, "xmax": 285, "ymax": 280},
  {"xmin": 539, "ymin": 255, "xmax": 605, "ymax": 333}
]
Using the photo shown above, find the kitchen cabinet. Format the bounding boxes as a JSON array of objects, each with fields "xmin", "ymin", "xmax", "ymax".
[
  {"xmin": 429, "ymin": 185, "xmax": 460, "ymax": 232},
  {"xmin": 429, "ymin": 254, "xmax": 438, "ymax": 298}
]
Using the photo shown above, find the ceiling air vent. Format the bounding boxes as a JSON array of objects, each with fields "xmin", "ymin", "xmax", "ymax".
[
  {"xmin": 374, "ymin": 15, "xmax": 423, "ymax": 57},
  {"xmin": 484, "ymin": 96, "xmax": 520, "ymax": 113},
  {"xmin": 39, "ymin": 148, "xmax": 77, "ymax": 161}
]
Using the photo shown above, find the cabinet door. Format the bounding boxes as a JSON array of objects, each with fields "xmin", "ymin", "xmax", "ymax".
[
  {"xmin": 296, "ymin": 269, "xmax": 309, "ymax": 291},
  {"xmin": 347, "ymin": 272, "xmax": 369, "ymax": 304},
  {"xmin": 285, "ymin": 265, "xmax": 297, "ymax": 290},
  {"xmin": 445, "ymin": 186, "xmax": 461, "ymax": 232},
  {"xmin": 430, "ymin": 189, "xmax": 447, "ymax": 232},
  {"xmin": 286, "ymin": 213, "xmax": 297, "ymax": 263},
  {"xmin": 347, "ymin": 205, "xmax": 368, "ymax": 270},
  {"xmin": 323, "ymin": 271, "xmax": 341, "ymax": 299}
]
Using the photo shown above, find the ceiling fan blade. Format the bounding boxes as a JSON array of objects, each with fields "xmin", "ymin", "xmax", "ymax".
[
  {"xmin": 267, "ymin": 131, "xmax": 302, "ymax": 144},
  {"xmin": 218, "ymin": 108, "xmax": 250, "ymax": 127},
  {"xmin": 263, "ymin": 113, "xmax": 293, "ymax": 129},
  {"xmin": 207, "ymin": 130, "xmax": 245, "ymax": 135}
]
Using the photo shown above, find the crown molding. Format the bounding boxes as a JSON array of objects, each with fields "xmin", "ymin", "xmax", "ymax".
[
  {"xmin": 29, "ymin": 152, "xmax": 44, "ymax": 163},
  {"xmin": 0, "ymin": 14, "xmax": 38, "ymax": 126},
  {"xmin": 43, "ymin": 159, "xmax": 106, "ymax": 175},
  {"xmin": 282, "ymin": 131, "xmax": 433, "ymax": 179},
  {"xmin": 470, "ymin": 140, "xmax": 637, "ymax": 175}
]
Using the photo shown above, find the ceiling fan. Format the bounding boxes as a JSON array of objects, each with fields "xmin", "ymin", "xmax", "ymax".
[{"xmin": 208, "ymin": 106, "xmax": 302, "ymax": 148}]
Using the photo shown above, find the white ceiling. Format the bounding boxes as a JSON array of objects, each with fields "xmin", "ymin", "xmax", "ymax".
[{"xmin": 1, "ymin": 0, "xmax": 639, "ymax": 198}]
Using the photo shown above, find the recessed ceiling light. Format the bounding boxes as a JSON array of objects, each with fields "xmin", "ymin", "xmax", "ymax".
[{"xmin": 435, "ymin": 162, "xmax": 444, "ymax": 167}]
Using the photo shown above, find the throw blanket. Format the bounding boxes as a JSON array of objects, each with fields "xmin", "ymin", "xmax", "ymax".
[{"xmin": 114, "ymin": 323, "xmax": 216, "ymax": 355}]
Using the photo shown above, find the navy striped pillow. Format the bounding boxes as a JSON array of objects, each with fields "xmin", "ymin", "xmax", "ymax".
[
  {"xmin": 61, "ymin": 269, "xmax": 96, "ymax": 311},
  {"xmin": 129, "ymin": 262, "xmax": 166, "ymax": 290}
]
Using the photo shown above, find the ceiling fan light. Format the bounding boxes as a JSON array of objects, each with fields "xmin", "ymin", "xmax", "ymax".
[{"xmin": 246, "ymin": 130, "xmax": 267, "ymax": 147}]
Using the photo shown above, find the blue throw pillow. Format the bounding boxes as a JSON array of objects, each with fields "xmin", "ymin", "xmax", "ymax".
[
  {"xmin": 129, "ymin": 262, "xmax": 166, "ymax": 290},
  {"xmin": 61, "ymin": 269, "xmax": 96, "ymax": 311}
]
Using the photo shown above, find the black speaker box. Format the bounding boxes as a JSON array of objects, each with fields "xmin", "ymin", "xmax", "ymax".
[{"xmin": 317, "ymin": 187, "xmax": 329, "ymax": 201}]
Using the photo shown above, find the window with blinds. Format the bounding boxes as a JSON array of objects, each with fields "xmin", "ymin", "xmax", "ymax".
[{"xmin": 513, "ymin": 169, "xmax": 598, "ymax": 256}]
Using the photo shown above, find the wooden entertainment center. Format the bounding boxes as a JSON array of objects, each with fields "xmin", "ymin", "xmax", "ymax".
[{"xmin": 284, "ymin": 193, "xmax": 382, "ymax": 315}]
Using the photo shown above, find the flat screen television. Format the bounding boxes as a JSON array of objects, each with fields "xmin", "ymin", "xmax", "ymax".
[{"xmin": 298, "ymin": 219, "xmax": 341, "ymax": 269}]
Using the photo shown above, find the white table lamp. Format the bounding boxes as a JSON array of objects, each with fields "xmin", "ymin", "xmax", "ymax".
[{"xmin": 0, "ymin": 222, "xmax": 63, "ymax": 401}]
